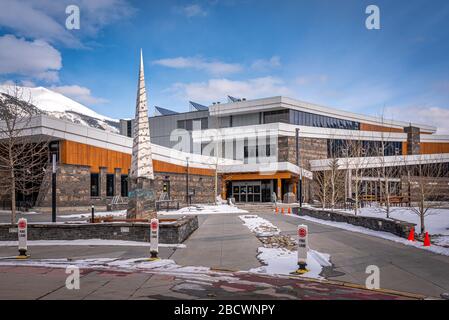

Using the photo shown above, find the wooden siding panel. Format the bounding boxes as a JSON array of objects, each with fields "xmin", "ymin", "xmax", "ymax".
[
  {"xmin": 420, "ymin": 142, "xmax": 449, "ymax": 155},
  {"xmin": 360, "ymin": 123, "xmax": 404, "ymax": 133},
  {"xmin": 59, "ymin": 140, "xmax": 213, "ymax": 176}
]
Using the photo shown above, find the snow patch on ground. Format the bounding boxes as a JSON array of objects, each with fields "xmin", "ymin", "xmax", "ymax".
[
  {"xmin": 159, "ymin": 205, "xmax": 247, "ymax": 216},
  {"xmin": 250, "ymin": 247, "xmax": 331, "ymax": 279},
  {"xmin": 59, "ymin": 210, "xmax": 126, "ymax": 219},
  {"xmin": 317, "ymin": 206, "xmax": 449, "ymax": 247},
  {"xmin": 239, "ymin": 215, "xmax": 280, "ymax": 237},
  {"xmin": 292, "ymin": 215, "xmax": 449, "ymax": 256},
  {"xmin": 0, "ymin": 239, "xmax": 186, "ymax": 248}
]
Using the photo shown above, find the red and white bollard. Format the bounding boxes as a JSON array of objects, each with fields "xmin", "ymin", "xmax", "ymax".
[
  {"xmin": 17, "ymin": 218, "xmax": 29, "ymax": 259},
  {"xmin": 295, "ymin": 224, "xmax": 309, "ymax": 274},
  {"xmin": 149, "ymin": 218, "xmax": 159, "ymax": 260}
]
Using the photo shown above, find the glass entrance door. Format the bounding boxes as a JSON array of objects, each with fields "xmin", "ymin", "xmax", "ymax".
[{"xmin": 232, "ymin": 181, "xmax": 262, "ymax": 203}]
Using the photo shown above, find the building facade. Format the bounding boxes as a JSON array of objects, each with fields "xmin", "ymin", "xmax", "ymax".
[{"xmin": 120, "ymin": 96, "xmax": 449, "ymax": 204}]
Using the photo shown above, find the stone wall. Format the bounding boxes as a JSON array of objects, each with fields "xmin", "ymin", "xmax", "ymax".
[
  {"xmin": 297, "ymin": 207, "xmax": 416, "ymax": 239},
  {"xmin": 35, "ymin": 163, "xmax": 217, "ymax": 208},
  {"xmin": 0, "ymin": 216, "xmax": 199, "ymax": 244},
  {"xmin": 36, "ymin": 164, "xmax": 102, "ymax": 207},
  {"xmin": 153, "ymin": 172, "xmax": 219, "ymax": 205},
  {"xmin": 277, "ymin": 136, "xmax": 328, "ymax": 169}
]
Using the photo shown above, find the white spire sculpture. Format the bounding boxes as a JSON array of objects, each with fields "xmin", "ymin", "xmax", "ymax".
[{"xmin": 127, "ymin": 49, "xmax": 156, "ymax": 219}]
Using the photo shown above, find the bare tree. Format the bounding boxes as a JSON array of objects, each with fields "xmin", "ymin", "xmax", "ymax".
[
  {"xmin": 402, "ymin": 157, "xmax": 447, "ymax": 234},
  {"xmin": 344, "ymin": 138, "xmax": 370, "ymax": 215},
  {"xmin": 0, "ymin": 85, "xmax": 49, "ymax": 224},
  {"xmin": 314, "ymin": 170, "xmax": 330, "ymax": 209},
  {"xmin": 327, "ymin": 140, "xmax": 346, "ymax": 210},
  {"xmin": 328, "ymin": 157, "xmax": 345, "ymax": 209}
]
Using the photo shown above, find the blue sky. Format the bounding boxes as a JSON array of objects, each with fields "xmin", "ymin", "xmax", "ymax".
[{"xmin": 1, "ymin": 0, "xmax": 449, "ymax": 132}]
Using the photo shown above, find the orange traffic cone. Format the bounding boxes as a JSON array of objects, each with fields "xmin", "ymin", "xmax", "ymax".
[
  {"xmin": 408, "ymin": 228, "xmax": 415, "ymax": 242},
  {"xmin": 281, "ymin": 207, "xmax": 285, "ymax": 215},
  {"xmin": 423, "ymin": 232, "xmax": 431, "ymax": 247},
  {"xmin": 288, "ymin": 207, "xmax": 291, "ymax": 215},
  {"xmin": 275, "ymin": 207, "xmax": 279, "ymax": 214}
]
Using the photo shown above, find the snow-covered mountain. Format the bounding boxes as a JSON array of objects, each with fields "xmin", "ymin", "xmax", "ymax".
[{"xmin": 0, "ymin": 86, "xmax": 120, "ymax": 133}]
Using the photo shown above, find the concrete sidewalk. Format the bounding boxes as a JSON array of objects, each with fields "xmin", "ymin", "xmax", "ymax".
[{"xmin": 170, "ymin": 214, "xmax": 262, "ymax": 271}]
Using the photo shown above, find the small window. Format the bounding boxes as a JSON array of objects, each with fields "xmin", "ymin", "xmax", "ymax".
[
  {"xmin": 106, "ymin": 174, "xmax": 115, "ymax": 197},
  {"xmin": 91, "ymin": 173, "xmax": 100, "ymax": 197},
  {"xmin": 121, "ymin": 175, "xmax": 128, "ymax": 197}
]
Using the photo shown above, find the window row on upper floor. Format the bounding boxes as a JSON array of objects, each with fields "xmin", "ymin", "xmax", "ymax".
[{"xmin": 262, "ymin": 109, "xmax": 360, "ymax": 130}]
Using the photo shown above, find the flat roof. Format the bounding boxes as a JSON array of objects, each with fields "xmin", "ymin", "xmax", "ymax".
[{"xmin": 208, "ymin": 96, "xmax": 437, "ymax": 133}]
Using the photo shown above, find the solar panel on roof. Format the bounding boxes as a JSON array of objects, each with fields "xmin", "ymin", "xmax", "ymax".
[
  {"xmin": 155, "ymin": 106, "xmax": 179, "ymax": 116},
  {"xmin": 227, "ymin": 95, "xmax": 240, "ymax": 102},
  {"xmin": 189, "ymin": 101, "xmax": 208, "ymax": 111}
]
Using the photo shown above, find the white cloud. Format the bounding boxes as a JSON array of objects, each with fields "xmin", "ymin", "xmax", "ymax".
[
  {"xmin": 385, "ymin": 105, "xmax": 449, "ymax": 135},
  {"xmin": 153, "ymin": 57, "xmax": 242, "ymax": 76},
  {"xmin": 251, "ymin": 56, "xmax": 281, "ymax": 71},
  {"xmin": 168, "ymin": 77, "xmax": 291, "ymax": 103},
  {"xmin": 175, "ymin": 4, "xmax": 208, "ymax": 17},
  {"xmin": 50, "ymin": 85, "xmax": 108, "ymax": 105},
  {"xmin": 0, "ymin": 0, "xmax": 135, "ymax": 48},
  {"xmin": 0, "ymin": 35, "xmax": 62, "ymax": 82}
]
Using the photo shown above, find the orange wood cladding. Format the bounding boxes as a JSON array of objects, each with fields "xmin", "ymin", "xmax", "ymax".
[
  {"xmin": 60, "ymin": 140, "xmax": 131, "ymax": 174},
  {"xmin": 60, "ymin": 140, "xmax": 215, "ymax": 176},
  {"xmin": 420, "ymin": 142, "xmax": 449, "ymax": 155},
  {"xmin": 360, "ymin": 123, "xmax": 404, "ymax": 133},
  {"xmin": 222, "ymin": 172, "xmax": 292, "ymax": 181}
]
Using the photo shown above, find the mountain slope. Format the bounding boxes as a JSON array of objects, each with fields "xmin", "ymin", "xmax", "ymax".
[{"xmin": 0, "ymin": 86, "xmax": 120, "ymax": 133}]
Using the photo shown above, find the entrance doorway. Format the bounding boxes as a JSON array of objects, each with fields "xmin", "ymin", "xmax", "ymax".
[{"xmin": 231, "ymin": 181, "xmax": 272, "ymax": 203}]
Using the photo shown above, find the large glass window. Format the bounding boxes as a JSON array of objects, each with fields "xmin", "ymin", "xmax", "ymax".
[
  {"xmin": 106, "ymin": 174, "xmax": 115, "ymax": 197},
  {"xmin": 328, "ymin": 140, "xmax": 403, "ymax": 158},
  {"xmin": 263, "ymin": 110, "xmax": 289, "ymax": 124},
  {"xmin": 289, "ymin": 110, "xmax": 360, "ymax": 130},
  {"xmin": 91, "ymin": 173, "xmax": 100, "ymax": 197},
  {"xmin": 121, "ymin": 175, "xmax": 128, "ymax": 197}
]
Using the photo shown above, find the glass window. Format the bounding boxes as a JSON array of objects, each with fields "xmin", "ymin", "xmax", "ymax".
[
  {"xmin": 106, "ymin": 174, "xmax": 115, "ymax": 197},
  {"xmin": 91, "ymin": 173, "xmax": 100, "ymax": 197},
  {"xmin": 121, "ymin": 175, "xmax": 128, "ymax": 197},
  {"xmin": 201, "ymin": 118, "xmax": 208, "ymax": 130}
]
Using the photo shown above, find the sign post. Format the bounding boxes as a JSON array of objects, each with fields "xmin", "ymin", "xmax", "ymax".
[
  {"xmin": 17, "ymin": 218, "xmax": 29, "ymax": 259},
  {"xmin": 295, "ymin": 224, "xmax": 308, "ymax": 274},
  {"xmin": 149, "ymin": 218, "xmax": 159, "ymax": 261},
  {"xmin": 91, "ymin": 205, "xmax": 95, "ymax": 223}
]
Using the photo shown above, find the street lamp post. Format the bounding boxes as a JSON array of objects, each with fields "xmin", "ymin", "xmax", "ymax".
[
  {"xmin": 51, "ymin": 153, "xmax": 57, "ymax": 223},
  {"xmin": 296, "ymin": 128, "xmax": 302, "ymax": 207},
  {"xmin": 186, "ymin": 157, "xmax": 190, "ymax": 205}
]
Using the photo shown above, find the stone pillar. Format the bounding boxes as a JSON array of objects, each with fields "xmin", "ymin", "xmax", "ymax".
[
  {"xmin": 277, "ymin": 178, "xmax": 281, "ymax": 200},
  {"xmin": 100, "ymin": 167, "xmax": 107, "ymax": 199},
  {"xmin": 115, "ymin": 168, "xmax": 121, "ymax": 197},
  {"xmin": 404, "ymin": 125, "xmax": 421, "ymax": 155}
]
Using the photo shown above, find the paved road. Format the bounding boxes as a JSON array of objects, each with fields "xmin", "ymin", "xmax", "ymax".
[
  {"xmin": 0, "ymin": 265, "xmax": 417, "ymax": 300},
  {"xmin": 1, "ymin": 211, "xmax": 449, "ymax": 298},
  {"xmin": 258, "ymin": 212, "xmax": 449, "ymax": 298}
]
